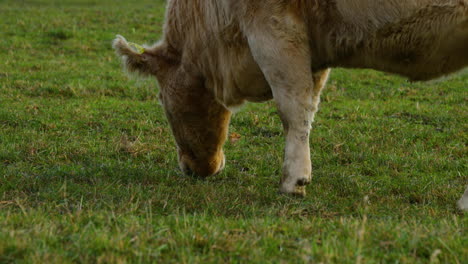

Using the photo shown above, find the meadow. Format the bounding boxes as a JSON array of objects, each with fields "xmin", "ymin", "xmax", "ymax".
[{"xmin": 0, "ymin": 0, "xmax": 467, "ymax": 263}]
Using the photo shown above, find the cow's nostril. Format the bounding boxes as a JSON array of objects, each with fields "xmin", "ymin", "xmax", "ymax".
[{"xmin": 179, "ymin": 160, "xmax": 194, "ymax": 176}]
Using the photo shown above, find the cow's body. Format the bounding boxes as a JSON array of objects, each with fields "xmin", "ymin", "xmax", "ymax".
[
  {"xmin": 114, "ymin": 0, "xmax": 468, "ymax": 201},
  {"xmin": 161, "ymin": 0, "xmax": 468, "ymax": 109}
]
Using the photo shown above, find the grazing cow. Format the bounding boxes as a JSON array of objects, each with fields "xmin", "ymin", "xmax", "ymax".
[{"xmin": 113, "ymin": 0, "xmax": 468, "ymax": 200}]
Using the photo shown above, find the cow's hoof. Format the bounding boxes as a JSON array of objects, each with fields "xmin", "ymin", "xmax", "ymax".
[
  {"xmin": 279, "ymin": 176, "xmax": 310, "ymax": 197},
  {"xmin": 279, "ymin": 184, "xmax": 307, "ymax": 197},
  {"xmin": 296, "ymin": 178, "xmax": 311, "ymax": 186}
]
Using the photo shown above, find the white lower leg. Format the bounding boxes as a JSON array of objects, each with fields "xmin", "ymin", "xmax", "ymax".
[
  {"xmin": 279, "ymin": 129, "xmax": 312, "ymax": 195},
  {"xmin": 275, "ymin": 95, "xmax": 316, "ymax": 195}
]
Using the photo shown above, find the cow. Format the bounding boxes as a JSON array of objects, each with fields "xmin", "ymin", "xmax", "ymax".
[{"xmin": 113, "ymin": 0, "xmax": 468, "ymax": 202}]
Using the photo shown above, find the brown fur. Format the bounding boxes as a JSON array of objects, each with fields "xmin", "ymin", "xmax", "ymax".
[{"xmin": 114, "ymin": 0, "xmax": 468, "ymax": 195}]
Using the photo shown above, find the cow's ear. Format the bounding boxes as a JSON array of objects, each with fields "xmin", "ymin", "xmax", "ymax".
[{"xmin": 112, "ymin": 35, "xmax": 154, "ymax": 76}]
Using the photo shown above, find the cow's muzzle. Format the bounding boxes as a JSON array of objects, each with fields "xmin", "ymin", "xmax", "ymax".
[{"xmin": 178, "ymin": 150, "xmax": 225, "ymax": 177}]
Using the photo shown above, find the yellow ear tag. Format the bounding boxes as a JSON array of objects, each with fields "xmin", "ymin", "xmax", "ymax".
[{"xmin": 128, "ymin": 42, "xmax": 145, "ymax": 54}]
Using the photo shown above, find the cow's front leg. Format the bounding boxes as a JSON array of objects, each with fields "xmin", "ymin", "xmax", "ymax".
[
  {"xmin": 276, "ymin": 88, "xmax": 316, "ymax": 196},
  {"xmin": 273, "ymin": 70, "xmax": 329, "ymax": 196},
  {"xmin": 247, "ymin": 18, "xmax": 328, "ymax": 196}
]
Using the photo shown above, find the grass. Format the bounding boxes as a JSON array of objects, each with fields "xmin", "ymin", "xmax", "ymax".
[{"xmin": 0, "ymin": 0, "xmax": 467, "ymax": 263}]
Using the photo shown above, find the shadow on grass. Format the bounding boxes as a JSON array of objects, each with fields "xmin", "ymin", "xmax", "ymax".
[{"xmin": 2, "ymin": 158, "xmax": 464, "ymax": 219}]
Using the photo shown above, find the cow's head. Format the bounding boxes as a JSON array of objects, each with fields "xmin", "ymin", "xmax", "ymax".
[{"xmin": 113, "ymin": 36, "xmax": 231, "ymax": 177}]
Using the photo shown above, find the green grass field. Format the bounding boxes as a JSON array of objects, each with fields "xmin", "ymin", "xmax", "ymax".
[{"xmin": 0, "ymin": 0, "xmax": 467, "ymax": 263}]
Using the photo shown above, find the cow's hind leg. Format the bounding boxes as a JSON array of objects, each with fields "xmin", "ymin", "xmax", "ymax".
[
  {"xmin": 247, "ymin": 16, "xmax": 327, "ymax": 196},
  {"xmin": 459, "ymin": 186, "xmax": 468, "ymax": 211}
]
